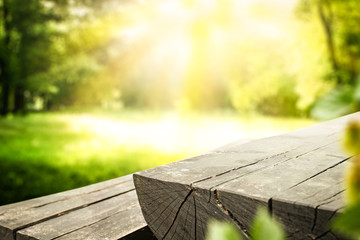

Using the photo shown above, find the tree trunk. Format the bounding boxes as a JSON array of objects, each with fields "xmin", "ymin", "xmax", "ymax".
[
  {"xmin": 317, "ymin": 0, "xmax": 342, "ymax": 85},
  {"xmin": 0, "ymin": 0, "xmax": 11, "ymax": 116},
  {"xmin": 0, "ymin": 82, "xmax": 10, "ymax": 116},
  {"xmin": 14, "ymin": 86, "xmax": 26, "ymax": 114}
]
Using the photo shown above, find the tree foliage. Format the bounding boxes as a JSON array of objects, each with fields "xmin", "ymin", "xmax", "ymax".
[
  {"xmin": 0, "ymin": 0, "xmax": 359, "ymax": 117},
  {"xmin": 0, "ymin": 0, "xmax": 121, "ymax": 114},
  {"xmin": 297, "ymin": 0, "xmax": 360, "ymax": 119},
  {"xmin": 297, "ymin": 0, "xmax": 360, "ymax": 85},
  {"xmin": 0, "ymin": 0, "xmax": 70, "ymax": 114}
]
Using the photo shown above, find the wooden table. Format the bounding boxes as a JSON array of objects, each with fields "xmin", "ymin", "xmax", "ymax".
[{"xmin": 134, "ymin": 113, "xmax": 357, "ymax": 240}]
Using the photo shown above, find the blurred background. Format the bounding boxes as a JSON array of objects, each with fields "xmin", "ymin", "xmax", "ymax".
[{"xmin": 0, "ymin": 0, "xmax": 359, "ymax": 205}]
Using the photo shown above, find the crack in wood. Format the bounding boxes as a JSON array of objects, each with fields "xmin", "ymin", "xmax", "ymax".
[
  {"xmin": 320, "ymin": 190, "xmax": 344, "ymax": 203},
  {"xmin": 310, "ymin": 198, "xmax": 338, "ymax": 237},
  {"xmin": 170, "ymin": 196, "xmax": 191, "ymax": 240},
  {"xmin": 213, "ymin": 190, "xmax": 249, "ymax": 238},
  {"xmin": 305, "ymin": 188, "xmax": 346, "ymax": 240},
  {"xmin": 271, "ymin": 141, "xmax": 342, "ymax": 179},
  {"xmin": 313, "ymin": 230, "xmax": 330, "ymax": 239},
  {"xmin": 311, "ymin": 206, "xmax": 319, "ymax": 233},
  {"xmin": 301, "ymin": 187, "xmax": 344, "ymax": 202},
  {"xmin": 50, "ymin": 202, "xmax": 138, "ymax": 240},
  {"xmin": 179, "ymin": 200, "xmax": 192, "ymax": 240},
  {"xmin": 268, "ymin": 198, "xmax": 273, "ymax": 216},
  {"xmin": 206, "ymin": 156, "xmax": 295, "ymax": 196},
  {"xmin": 195, "ymin": 140, "xmax": 339, "ymax": 204},
  {"xmin": 161, "ymin": 189, "xmax": 193, "ymax": 240},
  {"xmin": 207, "ymin": 189, "xmax": 212, "ymax": 203},
  {"xmin": 12, "ymin": 189, "xmax": 135, "ymax": 240},
  {"xmin": 205, "ymin": 142, "xmax": 339, "ymax": 198},
  {"xmin": 191, "ymin": 161, "xmax": 265, "ymax": 187},
  {"xmin": 191, "ymin": 149, "xmax": 296, "ymax": 189},
  {"xmin": 310, "ymin": 192, "xmax": 343, "ymax": 238},
  {"xmin": 32, "ymin": 182, "xmax": 133, "ymax": 209},
  {"xmin": 152, "ymin": 198, "xmax": 180, "ymax": 234},
  {"xmin": 289, "ymin": 157, "xmax": 350, "ymax": 189}
]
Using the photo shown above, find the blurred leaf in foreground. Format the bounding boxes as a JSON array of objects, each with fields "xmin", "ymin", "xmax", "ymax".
[
  {"xmin": 345, "ymin": 155, "xmax": 360, "ymax": 205},
  {"xmin": 206, "ymin": 208, "xmax": 285, "ymax": 240},
  {"xmin": 342, "ymin": 121, "xmax": 360, "ymax": 204},
  {"xmin": 343, "ymin": 121, "xmax": 360, "ymax": 155},
  {"xmin": 206, "ymin": 221, "xmax": 242, "ymax": 240},
  {"xmin": 333, "ymin": 203, "xmax": 360, "ymax": 239},
  {"xmin": 251, "ymin": 208, "xmax": 286, "ymax": 240},
  {"xmin": 333, "ymin": 120, "xmax": 360, "ymax": 239}
]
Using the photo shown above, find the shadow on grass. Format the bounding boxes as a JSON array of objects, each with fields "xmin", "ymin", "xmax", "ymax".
[{"xmin": 0, "ymin": 154, "xmax": 166, "ymax": 205}]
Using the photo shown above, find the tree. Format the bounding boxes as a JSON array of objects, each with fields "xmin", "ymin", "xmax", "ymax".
[
  {"xmin": 0, "ymin": 0, "xmax": 131, "ymax": 114},
  {"xmin": 0, "ymin": 0, "xmax": 72, "ymax": 115},
  {"xmin": 0, "ymin": 0, "xmax": 13, "ymax": 115},
  {"xmin": 297, "ymin": 0, "xmax": 360, "ymax": 86},
  {"xmin": 297, "ymin": 0, "xmax": 360, "ymax": 119},
  {"xmin": 316, "ymin": 0, "xmax": 339, "ymax": 84}
]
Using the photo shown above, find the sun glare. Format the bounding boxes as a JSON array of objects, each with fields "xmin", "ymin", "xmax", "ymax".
[
  {"xmin": 66, "ymin": 113, "xmax": 314, "ymax": 156},
  {"xmin": 102, "ymin": 0, "xmax": 298, "ymax": 110},
  {"xmin": 57, "ymin": 0, "xmax": 307, "ymax": 156}
]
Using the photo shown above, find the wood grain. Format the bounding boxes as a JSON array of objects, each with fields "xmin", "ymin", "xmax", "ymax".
[
  {"xmin": 0, "ymin": 174, "xmax": 154, "ymax": 240},
  {"xmin": 134, "ymin": 112, "xmax": 360, "ymax": 240}
]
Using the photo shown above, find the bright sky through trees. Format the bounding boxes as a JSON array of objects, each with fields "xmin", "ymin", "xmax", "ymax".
[{"xmin": 85, "ymin": 0, "xmax": 318, "ymax": 114}]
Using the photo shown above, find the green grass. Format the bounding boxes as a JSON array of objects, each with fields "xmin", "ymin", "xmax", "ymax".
[
  {"xmin": 0, "ymin": 111, "xmax": 317, "ymax": 206},
  {"xmin": 0, "ymin": 112, "xmax": 188, "ymax": 205}
]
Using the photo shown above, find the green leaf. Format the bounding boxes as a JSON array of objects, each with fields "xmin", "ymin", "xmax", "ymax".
[
  {"xmin": 251, "ymin": 208, "xmax": 286, "ymax": 240},
  {"xmin": 206, "ymin": 221, "xmax": 243, "ymax": 240},
  {"xmin": 333, "ymin": 203, "xmax": 360, "ymax": 239},
  {"xmin": 311, "ymin": 87, "xmax": 354, "ymax": 120}
]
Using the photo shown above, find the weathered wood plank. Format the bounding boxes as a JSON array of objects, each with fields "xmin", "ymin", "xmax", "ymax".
[
  {"xmin": 134, "ymin": 112, "xmax": 359, "ymax": 240},
  {"xmin": 271, "ymin": 160, "xmax": 347, "ymax": 239},
  {"xmin": 0, "ymin": 174, "xmax": 133, "ymax": 214},
  {"xmin": 210, "ymin": 140, "xmax": 348, "ymax": 234},
  {"xmin": 50, "ymin": 203, "xmax": 154, "ymax": 240},
  {"xmin": 0, "ymin": 174, "xmax": 154, "ymax": 240},
  {"xmin": 16, "ymin": 190, "xmax": 137, "ymax": 239}
]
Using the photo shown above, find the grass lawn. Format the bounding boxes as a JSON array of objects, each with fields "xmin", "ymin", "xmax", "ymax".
[{"xmin": 0, "ymin": 110, "xmax": 317, "ymax": 205}]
